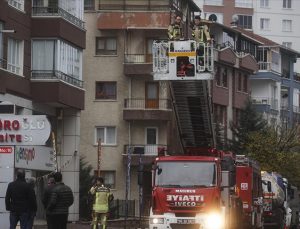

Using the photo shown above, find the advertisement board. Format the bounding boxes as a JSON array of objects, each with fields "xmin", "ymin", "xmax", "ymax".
[
  {"xmin": 0, "ymin": 115, "xmax": 51, "ymax": 145},
  {"xmin": 15, "ymin": 146, "xmax": 54, "ymax": 171}
]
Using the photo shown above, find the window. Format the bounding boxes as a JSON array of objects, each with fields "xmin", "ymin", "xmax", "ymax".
[
  {"xmin": 243, "ymin": 74, "xmax": 248, "ymax": 92},
  {"xmin": 283, "ymin": 0, "xmax": 292, "ymax": 9},
  {"xmin": 0, "ymin": 22, "xmax": 3, "ymax": 61},
  {"xmin": 100, "ymin": 171, "xmax": 116, "ymax": 189},
  {"xmin": 32, "ymin": 39, "xmax": 83, "ymax": 80},
  {"xmin": 8, "ymin": 0, "xmax": 24, "ymax": 11},
  {"xmin": 216, "ymin": 67, "xmax": 228, "ymax": 88},
  {"xmin": 238, "ymin": 15, "xmax": 252, "ymax": 29},
  {"xmin": 7, "ymin": 38, "xmax": 23, "ymax": 75},
  {"xmin": 95, "ymin": 82, "xmax": 117, "ymax": 100},
  {"xmin": 235, "ymin": 0, "xmax": 253, "ymax": 8},
  {"xmin": 96, "ymin": 37, "xmax": 117, "ymax": 55},
  {"xmin": 204, "ymin": 0, "xmax": 223, "ymax": 6},
  {"xmin": 95, "ymin": 126, "xmax": 116, "ymax": 145},
  {"xmin": 84, "ymin": 0, "xmax": 94, "ymax": 10},
  {"xmin": 260, "ymin": 18, "xmax": 270, "ymax": 30},
  {"xmin": 238, "ymin": 73, "xmax": 242, "ymax": 91},
  {"xmin": 282, "ymin": 42, "xmax": 292, "ymax": 49},
  {"xmin": 260, "ymin": 0, "xmax": 269, "ymax": 8},
  {"xmin": 282, "ymin": 20, "xmax": 292, "ymax": 32}
]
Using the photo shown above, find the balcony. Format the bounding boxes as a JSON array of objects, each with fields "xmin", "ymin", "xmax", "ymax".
[
  {"xmin": 235, "ymin": 0, "xmax": 253, "ymax": 8},
  {"xmin": 252, "ymin": 97, "xmax": 279, "ymax": 113},
  {"xmin": 32, "ymin": 6, "xmax": 85, "ymax": 29},
  {"xmin": 293, "ymin": 106, "xmax": 300, "ymax": 114},
  {"xmin": 31, "ymin": 70, "xmax": 83, "ymax": 88},
  {"xmin": 123, "ymin": 98, "xmax": 172, "ymax": 121},
  {"xmin": 31, "ymin": 70, "xmax": 84, "ymax": 109},
  {"xmin": 98, "ymin": 0, "xmax": 170, "ymax": 11},
  {"xmin": 124, "ymin": 54, "xmax": 152, "ymax": 75},
  {"xmin": 123, "ymin": 144, "xmax": 167, "ymax": 166},
  {"xmin": 204, "ymin": 0, "xmax": 223, "ymax": 6}
]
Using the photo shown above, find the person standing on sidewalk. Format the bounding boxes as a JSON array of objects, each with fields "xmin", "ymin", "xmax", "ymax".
[
  {"xmin": 5, "ymin": 169, "xmax": 37, "ymax": 229},
  {"xmin": 89, "ymin": 177, "xmax": 114, "ymax": 229},
  {"xmin": 26, "ymin": 177, "xmax": 37, "ymax": 229},
  {"xmin": 43, "ymin": 172, "xmax": 74, "ymax": 229}
]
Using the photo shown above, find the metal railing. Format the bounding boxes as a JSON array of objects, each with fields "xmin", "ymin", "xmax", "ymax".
[
  {"xmin": 258, "ymin": 62, "xmax": 271, "ymax": 71},
  {"xmin": 252, "ymin": 97, "xmax": 278, "ymax": 110},
  {"xmin": 109, "ymin": 199, "xmax": 136, "ymax": 219},
  {"xmin": 98, "ymin": 0, "xmax": 170, "ymax": 11},
  {"xmin": 124, "ymin": 98, "xmax": 172, "ymax": 110},
  {"xmin": 204, "ymin": 0, "xmax": 223, "ymax": 6},
  {"xmin": 31, "ymin": 70, "xmax": 83, "ymax": 88},
  {"xmin": 235, "ymin": 0, "xmax": 253, "ymax": 8},
  {"xmin": 293, "ymin": 106, "xmax": 300, "ymax": 113},
  {"xmin": 0, "ymin": 58, "xmax": 8, "ymax": 70},
  {"xmin": 124, "ymin": 54, "xmax": 152, "ymax": 63},
  {"xmin": 32, "ymin": 6, "xmax": 85, "ymax": 29},
  {"xmin": 124, "ymin": 144, "xmax": 167, "ymax": 156}
]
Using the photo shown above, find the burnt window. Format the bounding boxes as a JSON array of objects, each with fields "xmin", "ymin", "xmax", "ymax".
[{"xmin": 95, "ymin": 82, "xmax": 117, "ymax": 100}]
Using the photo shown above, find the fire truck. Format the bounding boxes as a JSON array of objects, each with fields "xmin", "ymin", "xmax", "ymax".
[{"xmin": 149, "ymin": 39, "xmax": 264, "ymax": 229}]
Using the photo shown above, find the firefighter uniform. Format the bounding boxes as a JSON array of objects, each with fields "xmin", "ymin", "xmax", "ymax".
[
  {"xmin": 192, "ymin": 24, "xmax": 211, "ymax": 43},
  {"xmin": 168, "ymin": 24, "xmax": 183, "ymax": 40},
  {"xmin": 90, "ymin": 184, "xmax": 113, "ymax": 229}
]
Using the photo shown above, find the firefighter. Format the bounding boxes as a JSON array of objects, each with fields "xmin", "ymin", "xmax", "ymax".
[
  {"xmin": 89, "ymin": 177, "xmax": 113, "ymax": 229},
  {"xmin": 192, "ymin": 15, "xmax": 211, "ymax": 43},
  {"xmin": 168, "ymin": 15, "xmax": 183, "ymax": 40}
]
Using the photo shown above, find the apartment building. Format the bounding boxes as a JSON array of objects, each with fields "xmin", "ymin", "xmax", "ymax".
[
  {"xmin": 195, "ymin": 0, "xmax": 300, "ymax": 71},
  {"xmin": 0, "ymin": 0, "xmax": 85, "ymax": 225},
  {"xmin": 195, "ymin": 0, "xmax": 300, "ymax": 127},
  {"xmin": 81, "ymin": 0, "xmax": 261, "ymax": 216}
]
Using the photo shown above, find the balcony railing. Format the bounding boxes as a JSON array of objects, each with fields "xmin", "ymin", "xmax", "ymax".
[
  {"xmin": 124, "ymin": 144, "xmax": 167, "ymax": 156},
  {"xmin": 124, "ymin": 54, "xmax": 152, "ymax": 64},
  {"xmin": 235, "ymin": 0, "xmax": 253, "ymax": 8},
  {"xmin": 0, "ymin": 58, "xmax": 8, "ymax": 71},
  {"xmin": 98, "ymin": 0, "xmax": 170, "ymax": 11},
  {"xmin": 31, "ymin": 70, "xmax": 83, "ymax": 88},
  {"xmin": 258, "ymin": 62, "xmax": 271, "ymax": 71},
  {"xmin": 204, "ymin": 0, "xmax": 223, "ymax": 6},
  {"xmin": 293, "ymin": 106, "xmax": 300, "ymax": 113},
  {"xmin": 252, "ymin": 97, "xmax": 278, "ymax": 110},
  {"xmin": 32, "ymin": 7, "xmax": 85, "ymax": 29},
  {"xmin": 124, "ymin": 98, "xmax": 172, "ymax": 110}
]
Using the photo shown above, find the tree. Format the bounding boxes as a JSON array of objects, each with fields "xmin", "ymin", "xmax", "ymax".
[
  {"xmin": 79, "ymin": 156, "xmax": 94, "ymax": 220},
  {"xmin": 229, "ymin": 99, "xmax": 267, "ymax": 154}
]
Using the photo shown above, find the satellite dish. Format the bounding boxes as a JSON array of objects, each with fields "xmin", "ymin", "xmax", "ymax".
[
  {"xmin": 208, "ymin": 14, "xmax": 217, "ymax": 22},
  {"xmin": 232, "ymin": 14, "xmax": 239, "ymax": 23}
]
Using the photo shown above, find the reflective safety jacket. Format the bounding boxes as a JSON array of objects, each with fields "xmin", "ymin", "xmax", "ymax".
[
  {"xmin": 90, "ymin": 185, "xmax": 112, "ymax": 213},
  {"xmin": 192, "ymin": 24, "xmax": 211, "ymax": 43},
  {"xmin": 168, "ymin": 24, "xmax": 183, "ymax": 40}
]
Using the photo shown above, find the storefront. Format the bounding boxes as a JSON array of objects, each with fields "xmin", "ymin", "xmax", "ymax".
[{"xmin": 0, "ymin": 115, "xmax": 51, "ymax": 227}]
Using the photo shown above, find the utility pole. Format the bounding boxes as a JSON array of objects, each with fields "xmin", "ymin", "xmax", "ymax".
[{"xmin": 97, "ymin": 138, "xmax": 102, "ymax": 176}]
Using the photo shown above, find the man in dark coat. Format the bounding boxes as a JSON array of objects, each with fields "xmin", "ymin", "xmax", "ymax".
[
  {"xmin": 5, "ymin": 169, "xmax": 37, "ymax": 229},
  {"xmin": 43, "ymin": 172, "xmax": 74, "ymax": 229}
]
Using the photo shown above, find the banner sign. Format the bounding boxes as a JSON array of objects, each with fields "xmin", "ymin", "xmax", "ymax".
[{"xmin": 0, "ymin": 115, "xmax": 51, "ymax": 145}]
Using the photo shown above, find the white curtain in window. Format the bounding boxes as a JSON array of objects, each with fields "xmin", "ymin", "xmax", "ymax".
[
  {"xmin": 106, "ymin": 127, "xmax": 116, "ymax": 144},
  {"xmin": 58, "ymin": 40, "xmax": 82, "ymax": 79},
  {"xmin": 96, "ymin": 128, "xmax": 105, "ymax": 143},
  {"xmin": 32, "ymin": 40, "xmax": 55, "ymax": 70},
  {"xmin": 106, "ymin": 39, "xmax": 117, "ymax": 51},
  {"xmin": 8, "ymin": 38, "xmax": 21, "ymax": 74}
]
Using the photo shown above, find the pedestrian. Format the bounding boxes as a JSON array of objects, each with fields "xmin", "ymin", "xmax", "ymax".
[
  {"xmin": 192, "ymin": 15, "xmax": 211, "ymax": 43},
  {"xmin": 168, "ymin": 15, "xmax": 184, "ymax": 40},
  {"xmin": 43, "ymin": 171, "xmax": 74, "ymax": 229},
  {"xmin": 5, "ymin": 169, "xmax": 37, "ymax": 229},
  {"xmin": 26, "ymin": 177, "xmax": 37, "ymax": 229},
  {"xmin": 89, "ymin": 177, "xmax": 114, "ymax": 229}
]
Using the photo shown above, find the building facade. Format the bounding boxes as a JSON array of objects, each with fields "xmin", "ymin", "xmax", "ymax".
[
  {"xmin": 0, "ymin": 0, "xmax": 85, "ymax": 225},
  {"xmin": 81, "ymin": 0, "xmax": 259, "ymax": 217},
  {"xmin": 194, "ymin": 0, "xmax": 300, "ymax": 72},
  {"xmin": 195, "ymin": 0, "xmax": 300, "ymax": 127}
]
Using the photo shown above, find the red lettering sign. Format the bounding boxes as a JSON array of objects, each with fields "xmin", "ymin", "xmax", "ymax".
[{"xmin": 0, "ymin": 146, "xmax": 13, "ymax": 153}]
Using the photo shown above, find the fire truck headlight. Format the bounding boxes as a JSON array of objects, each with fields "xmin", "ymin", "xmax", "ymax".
[
  {"xmin": 204, "ymin": 212, "xmax": 224, "ymax": 229},
  {"xmin": 151, "ymin": 218, "xmax": 164, "ymax": 224}
]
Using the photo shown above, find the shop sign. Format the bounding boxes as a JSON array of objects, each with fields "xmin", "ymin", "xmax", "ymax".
[
  {"xmin": 0, "ymin": 115, "xmax": 51, "ymax": 145},
  {"xmin": 0, "ymin": 146, "xmax": 13, "ymax": 153},
  {"xmin": 0, "ymin": 146, "xmax": 14, "ymax": 167},
  {"xmin": 15, "ymin": 146, "xmax": 54, "ymax": 171}
]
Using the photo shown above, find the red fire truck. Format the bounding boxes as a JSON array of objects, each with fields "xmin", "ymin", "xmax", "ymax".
[{"xmin": 150, "ymin": 39, "xmax": 264, "ymax": 229}]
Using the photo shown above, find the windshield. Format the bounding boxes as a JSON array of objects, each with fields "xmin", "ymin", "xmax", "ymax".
[{"xmin": 155, "ymin": 161, "xmax": 216, "ymax": 187}]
